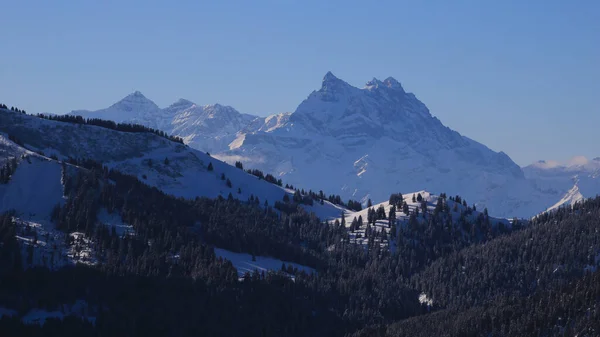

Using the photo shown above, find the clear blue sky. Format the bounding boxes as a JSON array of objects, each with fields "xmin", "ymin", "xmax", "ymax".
[{"xmin": 1, "ymin": 0, "xmax": 598, "ymax": 166}]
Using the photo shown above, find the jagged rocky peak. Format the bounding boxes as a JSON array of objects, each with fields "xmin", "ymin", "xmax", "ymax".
[
  {"xmin": 384, "ymin": 77, "xmax": 403, "ymax": 91},
  {"xmin": 365, "ymin": 77, "xmax": 384, "ymax": 88},
  {"xmin": 321, "ymin": 71, "xmax": 351, "ymax": 92},
  {"xmin": 365, "ymin": 76, "xmax": 405, "ymax": 92}
]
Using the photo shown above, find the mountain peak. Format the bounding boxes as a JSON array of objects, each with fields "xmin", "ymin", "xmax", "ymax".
[
  {"xmin": 115, "ymin": 91, "xmax": 156, "ymax": 106},
  {"xmin": 384, "ymin": 77, "xmax": 403, "ymax": 90},
  {"xmin": 323, "ymin": 71, "xmax": 338, "ymax": 82},
  {"xmin": 365, "ymin": 77, "xmax": 384, "ymax": 88},
  {"xmin": 122, "ymin": 90, "xmax": 150, "ymax": 101},
  {"xmin": 107, "ymin": 91, "xmax": 159, "ymax": 115},
  {"xmin": 321, "ymin": 71, "xmax": 350, "ymax": 92},
  {"xmin": 365, "ymin": 76, "xmax": 404, "ymax": 92}
]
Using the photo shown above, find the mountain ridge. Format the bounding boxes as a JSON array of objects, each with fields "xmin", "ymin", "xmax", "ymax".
[{"xmin": 63, "ymin": 73, "xmax": 599, "ymax": 217}]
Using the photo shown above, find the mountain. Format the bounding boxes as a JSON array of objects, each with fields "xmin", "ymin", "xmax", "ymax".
[
  {"xmin": 524, "ymin": 156, "xmax": 600, "ymax": 212},
  {"xmin": 216, "ymin": 72, "xmax": 556, "ymax": 218},
  {"xmin": 0, "ymin": 108, "xmax": 346, "ymax": 220},
  {"xmin": 69, "ymin": 93, "xmax": 264, "ymax": 154},
  {"xmin": 165, "ymin": 101, "xmax": 259, "ymax": 154},
  {"xmin": 70, "ymin": 91, "xmax": 162, "ymax": 124},
  {"xmin": 63, "ymin": 76, "xmax": 597, "ymax": 218}
]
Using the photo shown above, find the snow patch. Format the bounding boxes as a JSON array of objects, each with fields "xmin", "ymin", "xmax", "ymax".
[{"xmin": 214, "ymin": 248, "xmax": 314, "ymax": 278}]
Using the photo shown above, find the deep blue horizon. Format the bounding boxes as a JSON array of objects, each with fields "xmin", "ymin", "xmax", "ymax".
[{"xmin": 1, "ymin": 0, "xmax": 598, "ymax": 166}]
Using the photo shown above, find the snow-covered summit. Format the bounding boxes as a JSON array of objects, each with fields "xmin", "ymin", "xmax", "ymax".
[
  {"xmin": 70, "ymin": 91, "xmax": 161, "ymax": 124},
  {"xmin": 216, "ymin": 72, "xmax": 561, "ymax": 218},
  {"xmin": 364, "ymin": 76, "xmax": 404, "ymax": 92},
  {"xmin": 58, "ymin": 74, "xmax": 600, "ymax": 218},
  {"xmin": 68, "ymin": 93, "xmax": 270, "ymax": 154}
]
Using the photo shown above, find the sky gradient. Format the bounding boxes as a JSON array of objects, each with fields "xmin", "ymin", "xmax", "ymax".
[{"xmin": 1, "ymin": 0, "xmax": 598, "ymax": 166}]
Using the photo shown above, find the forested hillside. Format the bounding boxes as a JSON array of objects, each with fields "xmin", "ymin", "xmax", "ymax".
[{"xmin": 351, "ymin": 197, "xmax": 600, "ymax": 337}]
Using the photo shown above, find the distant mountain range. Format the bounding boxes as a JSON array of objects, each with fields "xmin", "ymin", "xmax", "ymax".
[{"xmin": 67, "ymin": 73, "xmax": 599, "ymax": 218}]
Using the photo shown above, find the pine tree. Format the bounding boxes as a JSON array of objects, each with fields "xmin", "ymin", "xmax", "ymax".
[
  {"xmin": 388, "ymin": 206, "xmax": 396, "ymax": 226},
  {"xmin": 412, "ymin": 194, "xmax": 416, "ymax": 202},
  {"xmin": 207, "ymin": 162, "xmax": 214, "ymax": 171}
]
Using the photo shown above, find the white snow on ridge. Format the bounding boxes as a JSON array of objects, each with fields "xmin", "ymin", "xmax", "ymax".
[
  {"xmin": 545, "ymin": 184, "xmax": 584, "ymax": 213},
  {"xmin": 0, "ymin": 110, "xmax": 346, "ymax": 221},
  {"xmin": 524, "ymin": 156, "xmax": 600, "ymax": 213},
  {"xmin": 340, "ymin": 191, "xmax": 509, "ymax": 251},
  {"xmin": 214, "ymin": 248, "xmax": 315, "ymax": 278}
]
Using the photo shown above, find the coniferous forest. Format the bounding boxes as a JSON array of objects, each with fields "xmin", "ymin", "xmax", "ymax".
[{"xmin": 2, "ymin": 159, "xmax": 600, "ymax": 336}]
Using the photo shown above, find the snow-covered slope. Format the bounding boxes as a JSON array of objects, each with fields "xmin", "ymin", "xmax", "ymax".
[
  {"xmin": 0, "ymin": 108, "xmax": 345, "ymax": 220},
  {"xmin": 0, "ymin": 134, "xmax": 99, "ymax": 268},
  {"xmin": 524, "ymin": 156, "xmax": 600, "ymax": 212},
  {"xmin": 340, "ymin": 190, "xmax": 509, "ymax": 250},
  {"xmin": 167, "ymin": 102, "xmax": 258, "ymax": 153},
  {"xmin": 216, "ymin": 72, "xmax": 560, "ymax": 218},
  {"xmin": 0, "ymin": 136, "xmax": 64, "ymax": 218},
  {"xmin": 214, "ymin": 248, "xmax": 314, "ymax": 278}
]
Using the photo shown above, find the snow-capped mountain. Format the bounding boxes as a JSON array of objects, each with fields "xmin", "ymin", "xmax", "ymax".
[
  {"xmin": 524, "ymin": 156, "xmax": 600, "ymax": 212},
  {"xmin": 69, "ymin": 93, "xmax": 264, "ymax": 154},
  {"xmin": 217, "ymin": 72, "xmax": 559, "ymax": 218},
  {"xmin": 63, "ymin": 75, "xmax": 598, "ymax": 218},
  {"xmin": 70, "ymin": 91, "xmax": 162, "ymax": 124},
  {"xmin": 166, "ymin": 102, "xmax": 258, "ymax": 153}
]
